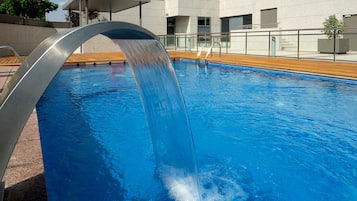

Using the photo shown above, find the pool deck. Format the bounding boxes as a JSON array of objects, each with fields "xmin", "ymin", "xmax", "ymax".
[
  {"xmin": 0, "ymin": 51, "xmax": 357, "ymax": 201},
  {"xmin": 1, "ymin": 51, "xmax": 357, "ymax": 79},
  {"xmin": 169, "ymin": 51, "xmax": 357, "ymax": 80}
]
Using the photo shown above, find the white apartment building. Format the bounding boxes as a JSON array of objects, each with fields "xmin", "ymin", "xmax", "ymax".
[
  {"xmin": 64, "ymin": 0, "xmax": 357, "ymax": 51},
  {"xmin": 100, "ymin": 0, "xmax": 357, "ymax": 34}
]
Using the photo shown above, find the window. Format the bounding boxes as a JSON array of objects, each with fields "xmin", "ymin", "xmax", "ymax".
[
  {"xmin": 167, "ymin": 17, "xmax": 175, "ymax": 35},
  {"xmin": 198, "ymin": 17, "xmax": 211, "ymax": 44},
  {"xmin": 242, "ymin": 14, "xmax": 252, "ymax": 29},
  {"xmin": 221, "ymin": 17, "xmax": 229, "ymax": 33},
  {"xmin": 198, "ymin": 17, "xmax": 211, "ymax": 33},
  {"xmin": 221, "ymin": 14, "xmax": 252, "ymax": 43},
  {"xmin": 198, "ymin": 17, "xmax": 205, "ymax": 26},
  {"xmin": 221, "ymin": 14, "xmax": 252, "ymax": 32},
  {"xmin": 166, "ymin": 17, "xmax": 176, "ymax": 46},
  {"xmin": 220, "ymin": 17, "xmax": 230, "ymax": 42},
  {"xmin": 229, "ymin": 17, "xmax": 243, "ymax": 30},
  {"xmin": 261, "ymin": 8, "xmax": 277, "ymax": 28}
]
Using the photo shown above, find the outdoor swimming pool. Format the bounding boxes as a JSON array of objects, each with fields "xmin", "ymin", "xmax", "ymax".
[{"xmin": 36, "ymin": 60, "xmax": 357, "ymax": 201}]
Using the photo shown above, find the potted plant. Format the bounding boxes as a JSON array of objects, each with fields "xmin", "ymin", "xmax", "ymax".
[{"xmin": 318, "ymin": 15, "xmax": 349, "ymax": 54}]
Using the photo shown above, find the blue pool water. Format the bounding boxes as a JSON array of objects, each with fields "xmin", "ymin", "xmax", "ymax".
[{"xmin": 36, "ymin": 60, "xmax": 357, "ymax": 201}]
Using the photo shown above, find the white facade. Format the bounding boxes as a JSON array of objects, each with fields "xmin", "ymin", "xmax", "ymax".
[
  {"xmin": 111, "ymin": 0, "xmax": 167, "ymax": 35},
  {"xmin": 220, "ymin": 0, "xmax": 356, "ymax": 30},
  {"xmin": 101, "ymin": 0, "xmax": 221, "ymax": 35},
  {"xmin": 107, "ymin": 0, "xmax": 357, "ymax": 34},
  {"xmin": 82, "ymin": 0, "xmax": 357, "ymax": 53}
]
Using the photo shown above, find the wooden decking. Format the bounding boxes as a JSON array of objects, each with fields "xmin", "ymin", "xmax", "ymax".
[
  {"xmin": 1, "ymin": 51, "xmax": 357, "ymax": 80},
  {"xmin": 0, "ymin": 56, "xmax": 26, "ymax": 66},
  {"xmin": 169, "ymin": 51, "xmax": 357, "ymax": 80},
  {"xmin": 0, "ymin": 52, "xmax": 126, "ymax": 66},
  {"xmin": 64, "ymin": 52, "xmax": 126, "ymax": 65}
]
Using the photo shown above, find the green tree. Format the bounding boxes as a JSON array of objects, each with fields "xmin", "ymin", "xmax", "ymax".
[
  {"xmin": 322, "ymin": 15, "xmax": 344, "ymax": 39},
  {"xmin": 0, "ymin": 0, "xmax": 58, "ymax": 20}
]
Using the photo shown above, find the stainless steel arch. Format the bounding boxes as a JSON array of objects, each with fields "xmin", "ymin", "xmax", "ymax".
[{"xmin": 0, "ymin": 21, "xmax": 157, "ymax": 179}]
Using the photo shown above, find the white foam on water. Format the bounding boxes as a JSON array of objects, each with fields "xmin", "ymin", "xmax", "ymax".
[
  {"xmin": 164, "ymin": 174, "xmax": 201, "ymax": 201},
  {"xmin": 160, "ymin": 166, "xmax": 201, "ymax": 201},
  {"xmin": 161, "ymin": 166, "xmax": 249, "ymax": 201}
]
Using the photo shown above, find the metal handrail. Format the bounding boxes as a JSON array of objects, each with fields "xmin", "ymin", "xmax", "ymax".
[
  {"xmin": 0, "ymin": 46, "xmax": 29, "ymax": 93},
  {"xmin": 158, "ymin": 27, "xmax": 357, "ymax": 38},
  {"xmin": 0, "ymin": 45, "xmax": 28, "ymax": 67},
  {"xmin": 213, "ymin": 41, "xmax": 222, "ymax": 57},
  {"xmin": 159, "ymin": 27, "xmax": 357, "ymax": 63},
  {"xmin": 197, "ymin": 41, "xmax": 222, "ymax": 59},
  {"xmin": 205, "ymin": 46, "xmax": 212, "ymax": 59},
  {"xmin": 197, "ymin": 42, "xmax": 210, "ymax": 58}
]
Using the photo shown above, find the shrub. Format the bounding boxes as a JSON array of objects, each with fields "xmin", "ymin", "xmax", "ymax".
[{"xmin": 322, "ymin": 15, "xmax": 344, "ymax": 39}]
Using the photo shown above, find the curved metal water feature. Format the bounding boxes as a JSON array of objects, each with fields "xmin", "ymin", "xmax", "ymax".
[{"xmin": 0, "ymin": 22, "xmax": 197, "ymax": 191}]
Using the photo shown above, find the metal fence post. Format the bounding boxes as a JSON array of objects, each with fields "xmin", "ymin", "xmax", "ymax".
[
  {"xmin": 268, "ymin": 31, "xmax": 271, "ymax": 56},
  {"xmin": 196, "ymin": 34, "xmax": 199, "ymax": 52},
  {"xmin": 333, "ymin": 28, "xmax": 336, "ymax": 62},
  {"xmin": 297, "ymin": 30, "xmax": 300, "ymax": 59},
  {"xmin": 226, "ymin": 34, "xmax": 229, "ymax": 54},
  {"xmin": 245, "ymin": 32, "xmax": 248, "ymax": 55},
  {"xmin": 271, "ymin": 36, "xmax": 276, "ymax": 57},
  {"xmin": 163, "ymin": 36, "xmax": 166, "ymax": 48},
  {"xmin": 174, "ymin": 35, "xmax": 176, "ymax": 50},
  {"xmin": 185, "ymin": 35, "xmax": 187, "ymax": 51}
]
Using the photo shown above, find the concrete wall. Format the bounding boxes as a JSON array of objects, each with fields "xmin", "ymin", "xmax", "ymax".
[
  {"xmin": 165, "ymin": 0, "xmax": 179, "ymax": 17},
  {"xmin": 0, "ymin": 23, "xmax": 57, "ymax": 56},
  {"xmin": 104, "ymin": 0, "xmax": 167, "ymax": 35},
  {"xmin": 175, "ymin": 16, "xmax": 190, "ymax": 33},
  {"xmin": 168, "ymin": 0, "xmax": 220, "ymax": 34},
  {"xmin": 165, "ymin": 0, "xmax": 220, "ymax": 17},
  {"xmin": 177, "ymin": 0, "xmax": 219, "ymax": 17},
  {"xmin": 0, "ymin": 23, "xmax": 126, "ymax": 55},
  {"xmin": 0, "ymin": 14, "xmax": 71, "ymax": 28},
  {"xmin": 80, "ymin": 0, "xmax": 167, "ymax": 53},
  {"xmin": 82, "ymin": 34, "xmax": 122, "ymax": 53}
]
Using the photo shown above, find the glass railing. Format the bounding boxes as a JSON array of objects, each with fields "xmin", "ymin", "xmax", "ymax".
[{"xmin": 158, "ymin": 27, "xmax": 357, "ymax": 62}]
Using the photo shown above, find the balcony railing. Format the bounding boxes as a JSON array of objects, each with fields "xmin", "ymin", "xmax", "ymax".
[{"xmin": 158, "ymin": 27, "xmax": 357, "ymax": 62}]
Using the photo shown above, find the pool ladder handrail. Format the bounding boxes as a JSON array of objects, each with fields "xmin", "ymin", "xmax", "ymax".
[
  {"xmin": 196, "ymin": 42, "xmax": 221, "ymax": 66},
  {"xmin": 0, "ymin": 45, "xmax": 28, "ymax": 68},
  {"xmin": 196, "ymin": 46, "xmax": 205, "ymax": 58},
  {"xmin": 197, "ymin": 42, "xmax": 222, "ymax": 59},
  {"xmin": 0, "ymin": 46, "xmax": 29, "ymax": 94}
]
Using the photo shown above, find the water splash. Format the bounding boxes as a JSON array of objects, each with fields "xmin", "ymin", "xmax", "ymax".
[
  {"xmin": 161, "ymin": 166, "xmax": 202, "ymax": 201},
  {"xmin": 199, "ymin": 166, "xmax": 249, "ymax": 201},
  {"xmin": 116, "ymin": 39, "xmax": 201, "ymax": 200}
]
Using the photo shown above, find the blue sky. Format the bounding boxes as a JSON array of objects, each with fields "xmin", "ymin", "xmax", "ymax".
[{"xmin": 46, "ymin": 0, "xmax": 67, "ymax": 22}]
